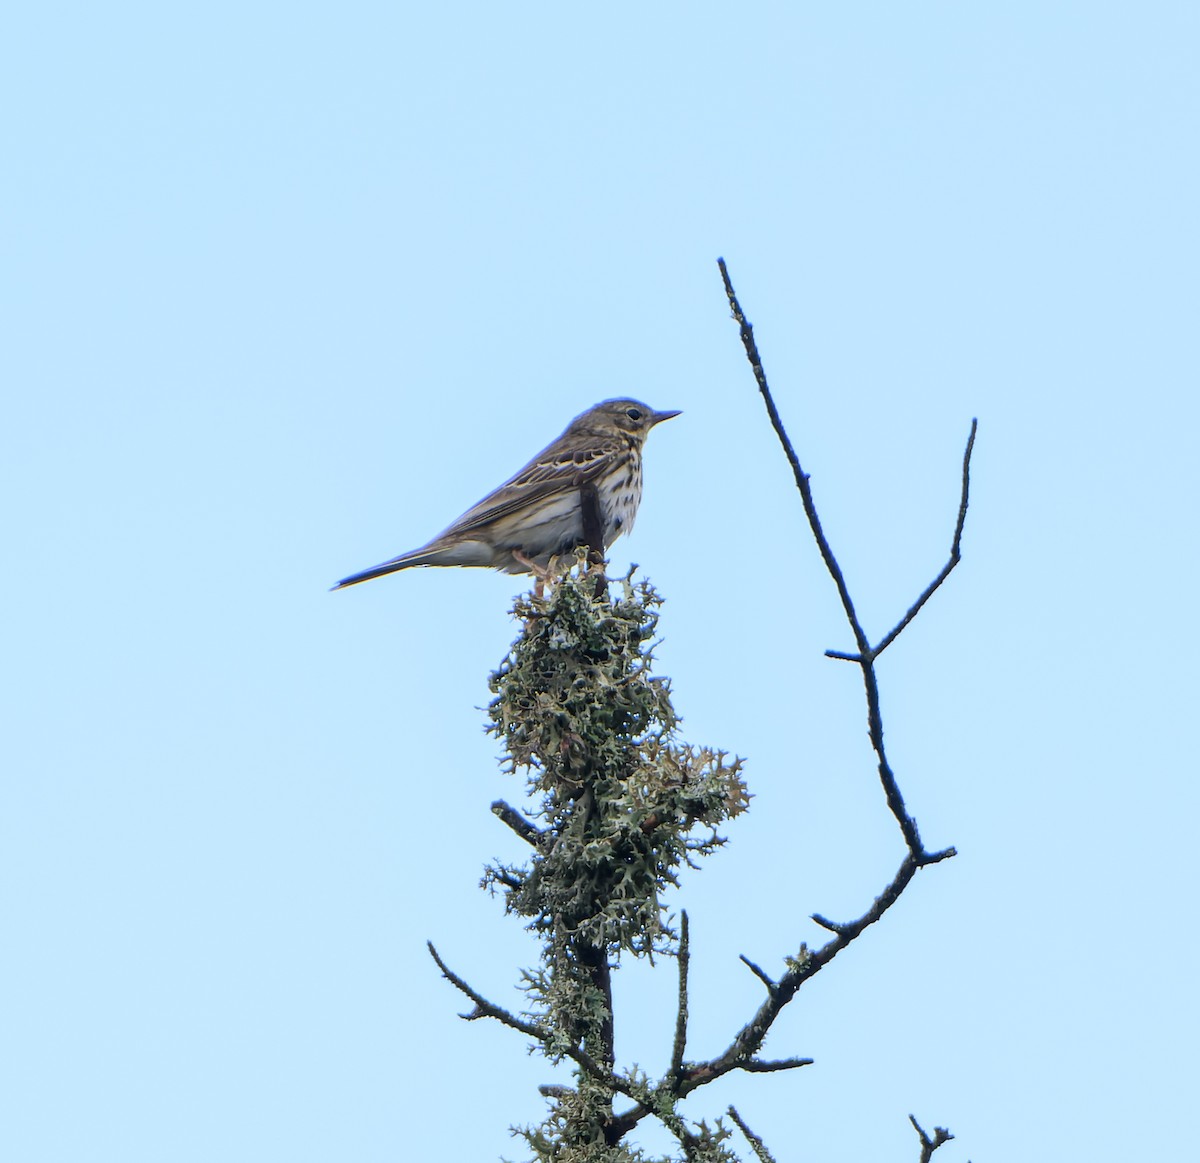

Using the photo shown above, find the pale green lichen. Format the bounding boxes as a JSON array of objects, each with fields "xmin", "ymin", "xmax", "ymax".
[
  {"xmin": 486, "ymin": 565, "xmax": 748, "ymax": 957},
  {"xmin": 484, "ymin": 561, "xmax": 749, "ymax": 1162}
]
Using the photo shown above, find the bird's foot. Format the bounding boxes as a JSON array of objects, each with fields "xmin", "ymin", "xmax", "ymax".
[
  {"xmin": 512, "ymin": 549, "xmax": 551, "ymax": 579},
  {"xmin": 512, "ymin": 549, "xmax": 551, "ymax": 598}
]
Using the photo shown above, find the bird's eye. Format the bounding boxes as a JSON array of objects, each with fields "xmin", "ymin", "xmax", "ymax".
[{"xmin": 625, "ymin": 407, "xmax": 643, "ymax": 421}]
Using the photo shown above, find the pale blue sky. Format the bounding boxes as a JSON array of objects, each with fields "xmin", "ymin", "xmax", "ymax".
[{"xmin": 3, "ymin": 3, "xmax": 1197, "ymax": 1160}]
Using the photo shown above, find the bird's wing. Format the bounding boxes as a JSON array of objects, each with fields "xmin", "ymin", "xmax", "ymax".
[{"xmin": 438, "ymin": 439, "xmax": 621, "ymax": 538}]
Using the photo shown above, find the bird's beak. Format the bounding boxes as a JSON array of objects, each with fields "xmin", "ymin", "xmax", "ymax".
[{"xmin": 651, "ymin": 409, "xmax": 682, "ymax": 426}]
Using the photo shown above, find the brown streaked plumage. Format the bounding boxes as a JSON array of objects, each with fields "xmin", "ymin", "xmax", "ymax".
[{"xmin": 333, "ymin": 399, "xmax": 680, "ymax": 589}]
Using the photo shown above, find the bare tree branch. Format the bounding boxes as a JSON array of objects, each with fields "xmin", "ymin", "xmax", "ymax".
[
  {"xmin": 728, "ymin": 1106, "xmax": 779, "ymax": 1163},
  {"xmin": 672, "ymin": 853, "xmax": 914, "ymax": 1097},
  {"xmin": 810, "ymin": 913, "xmax": 848, "ymax": 935},
  {"xmin": 739, "ymin": 953, "xmax": 777, "ymax": 992},
  {"xmin": 695, "ymin": 259, "xmax": 969, "ymax": 1140},
  {"xmin": 910, "ymin": 1114, "xmax": 956, "ymax": 1162},
  {"xmin": 858, "ymin": 419, "xmax": 977, "ymax": 662},
  {"xmin": 717, "ymin": 256, "xmax": 871, "ymax": 658},
  {"xmin": 427, "ymin": 941, "xmax": 545, "ymax": 1036},
  {"xmin": 717, "ymin": 256, "xmax": 971, "ymax": 861},
  {"xmin": 669, "ymin": 911, "xmax": 691, "ymax": 1086},
  {"xmin": 427, "ymin": 941, "xmax": 613, "ymax": 1087},
  {"xmin": 606, "ymin": 264, "xmax": 974, "ymax": 1141},
  {"xmin": 491, "ymin": 799, "xmax": 544, "ymax": 846},
  {"xmin": 606, "ymin": 1102, "xmax": 650, "ymax": 1143},
  {"xmin": 740, "ymin": 1057, "xmax": 813, "ymax": 1073}
]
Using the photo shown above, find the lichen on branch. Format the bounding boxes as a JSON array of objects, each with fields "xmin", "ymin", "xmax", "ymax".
[{"xmin": 485, "ymin": 560, "xmax": 748, "ymax": 960}]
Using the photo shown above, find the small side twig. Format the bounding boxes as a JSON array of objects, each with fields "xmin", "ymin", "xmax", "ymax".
[
  {"xmin": 740, "ymin": 1057, "xmax": 813, "ymax": 1073},
  {"xmin": 810, "ymin": 913, "xmax": 847, "ymax": 934},
  {"xmin": 728, "ymin": 1106, "xmax": 779, "ymax": 1163},
  {"xmin": 669, "ymin": 911, "xmax": 690, "ymax": 1086},
  {"xmin": 427, "ymin": 941, "xmax": 546, "ymax": 1037},
  {"xmin": 491, "ymin": 799, "xmax": 544, "ymax": 846},
  {"xmin": 868, "ymin": 420, "xmax": 977, "ymax": 660},
  {"xmin": 427, "ymin": 941, "xmax": 612, "ymax": 1087},
  {"xmin": 738, "ymin": 954, "xmax": 777, "ymax": 993},
  {"xmin": 910, "ymin": 1114, "xmax": 955, "ymax": 1162},
  {"xmin": 675, "ymin": 850, "xmax": 923, "ymax": 1097}
]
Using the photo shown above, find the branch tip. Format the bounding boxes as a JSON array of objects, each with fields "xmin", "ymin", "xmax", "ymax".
[
  {"xmin": 810, "ymin": 913, "xmax": 846, "ymax": 934},
  {"xmin": 670, "ymin": 911, "xmax": 691, "ymax": 1083},
  {"xmin": 920, "ymin": 845, "xmax": 957, "ymax": 866},
  {"xmin": 728, "ymin": 1106, "xmax": 779, "ymax": 1163},
  {"xmin": 739, "ymin": 954, "xmax": 777, "ymax": 992},
  {"xmin": 490, "ymin": 799, "xmax": 544, "ymax": 846},
  {"xmin": 910, "ymin": 1114, "xmax": 955, "ymax": 1161},
  {"xmin": 741, "ymin": 1056, "xmax": 813, "ymax": 1073}
]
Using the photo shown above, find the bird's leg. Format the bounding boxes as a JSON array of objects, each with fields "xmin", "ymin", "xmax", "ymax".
[
  {"xmin": 512, "ymin": 548, "xmax": 550, "ymax": 577},
  {"xmin": 577, "ymin": 481, "xmax": 609, "ymax": 601},
  {"xmin": 513, "ymin": 549, "xmax": 551, "ymax": 598}
]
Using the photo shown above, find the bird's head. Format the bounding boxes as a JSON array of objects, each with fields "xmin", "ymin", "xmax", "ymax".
[{"xmin": 573, "ymin": 398, "xmax": 682, "ymax": 443}]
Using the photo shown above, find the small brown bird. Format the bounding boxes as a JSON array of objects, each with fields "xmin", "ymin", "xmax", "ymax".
[{"xmin": 333, "ymin": 398, "xmax": 680, "ymax": 589}]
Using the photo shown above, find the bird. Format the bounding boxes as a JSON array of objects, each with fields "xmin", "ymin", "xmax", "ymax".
[{"xmin": 333, "ymin": 398, "xmax": 681, "ymax": 589}]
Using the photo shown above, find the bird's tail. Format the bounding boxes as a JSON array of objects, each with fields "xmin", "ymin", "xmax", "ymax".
[
  {"xmin": 332, "ymin": 536, "xmax": 501, "ymax": 589},
  {"xmin": 330, "ymin": 550, "xmax": 431, "ymax": 590}
]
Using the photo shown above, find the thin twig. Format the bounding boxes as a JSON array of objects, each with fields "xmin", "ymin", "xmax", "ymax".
[
  {"xmin": 728, "ymin": 1106, "xmax": 779, "ymax": 1163},
  {"xmin": 676, "ymin": 852, "xmax": 917, "ymax": 1094},
  {"xmin": 740, "ymin": 1057, "xmax": 813, "ymax": 1073},
  {"xmin": 669, "ymin": 911, "xmax": 690, "ymax": 1085},
  {"xmin": 738, "ymin": 954, "xmax": 777, "ymax": 992},
  {"xmin": 717, "ymin": 256, "xmax": 870, "ymax": 657},
  {"xmin": 869, "ymin": 420, "xmax": 977, "ymax": 659},
  {"xmin": 910, "ymin": 1114, "xmax": 955, "ymax": 1162},
  {"xmin": 427, "ymin": 941, "xmax": 546, "ymax": 1037},
  {"xmin": 604, "ymin": 850, "xmax": 953, "ymax": 1130},
  {"xmin": 864, "ymin": 660, "xmax": 927, "ymax": 854},
  {"xmin": 605, "ymin": 1076, "xmax": 698, "ymax": 1151},
  {"xmin": 810, "ymin": 913, "xmax": 847, "ymax": 934},
  {"xmin": 427, "ymin": 941, "xmax": 611, "ymax": 1085},
  {"xmin": 662, "ymin": 836, "xmax": 952, "ymax": 1110},
  {"xmin": 491, "ymin": 799, "xmax": 544, "ymax": 846}
]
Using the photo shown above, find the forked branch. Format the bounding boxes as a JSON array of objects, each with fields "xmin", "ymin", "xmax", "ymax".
[
  {"xmin": 910, "ymin": 1114, "xmax": 956, "ymax": 1161},
  {"xmin": 700, "ymin": 258, "xmax": 974, "ymax": 1157},
  {"xmin": 603, "ymin": 264, "xmax": 974, "ymax": 1149},
  {"xmin": 718, "ymin": 255, "xmax": 974, "ymax": 861}
]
